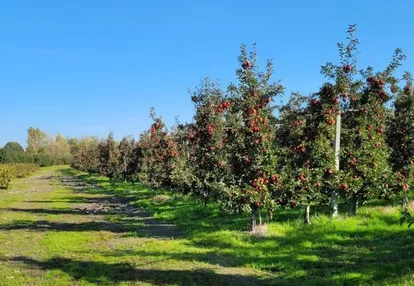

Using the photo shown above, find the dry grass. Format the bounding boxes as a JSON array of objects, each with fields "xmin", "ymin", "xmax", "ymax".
[
  {"xmin": 152, "ymin": 194, "xmax": 171, "ymax": 202},
  {"xmin": 250, "ymin": 224, "xmax": 268, "ymax": 237}
]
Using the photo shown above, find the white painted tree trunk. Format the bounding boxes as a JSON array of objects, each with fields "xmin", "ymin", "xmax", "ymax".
[
  {"xmin": 258, "ymin": 209, "xmax": 262, "ymax": 226},
  {"xmin": 305, "ymin": 205, "xmax": 311, "ymax": 224},
  {"xmin": 251, "ymin": 208, "xmax": 257, "ymax": 232},
  {"xmin": 332, "ymin": 113, "xmax": 341, "ymax": 218}
]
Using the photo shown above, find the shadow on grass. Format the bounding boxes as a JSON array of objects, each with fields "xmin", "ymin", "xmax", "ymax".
[
  {"xmin": 59, "ymin": 168, "xmax": 402, "ymax": 234},
  {"xmin": 4, "ymin": 256, "xmax": 269, "ymax": 286},
  {"xmin": 60, "ymin": 167, "xmax": 254, "ymax": 234},
  {"xmin": 3, "ymin": 204, "xmax": 119, "ymax": 216},
  {"xmin": 97, "ymin": 226, "xmax": 414, "ymax": 285},
  {"xmin": 27, "ymin": 167, "xmax": 412, "ymax": 284},
  {"xmin": 0, "ymin": 219, "xmax": 128, "ymax": 233},
  {"xmin": 58, "ymin": 168, "xmax": 407, "ymax": 233},
  {"xmin": 0, "ymin": 217, "xmax": 182, "ymax": 239}
]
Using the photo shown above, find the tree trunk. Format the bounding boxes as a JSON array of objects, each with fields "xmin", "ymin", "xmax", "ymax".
[
  {"xmin": 331, "ymin": 191, "xmax": 339, "ymax": 218},
  {"xmin": 251, "ymin": 208, "xmax": 257, "ymax": 232},
  {"xmin": 124, "ymin": 160, "xmax": 127, "ymax": 183},
  {"xmin": 332, "ymin": 112, "xmax": 341, "ymax": 217},
  {"xmin": 304, "ymin": 205, "xmax": 311, "ymax": 224},
  {"xmin": 349, "ymin": 197, "xmax": 358, "ymax": 216},
  {"xmin": 258, "ymin": 209, "xmax": 262, "ymax": 226}
]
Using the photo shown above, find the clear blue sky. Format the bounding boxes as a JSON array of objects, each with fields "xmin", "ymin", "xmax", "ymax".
[{"xmin": 1, "ymin": 0, "xmax": 413, "ymax": 148}]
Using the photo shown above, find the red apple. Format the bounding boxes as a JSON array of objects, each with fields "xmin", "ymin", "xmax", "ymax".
[
  {"xmin": 343, "ymin": 65, "xmax": 353, "ymax": 73},
  {"xmin": 242, "ymin": 60, "xmax": 252, "ymax": 70}
]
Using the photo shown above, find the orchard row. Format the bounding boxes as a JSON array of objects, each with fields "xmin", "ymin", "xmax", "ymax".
[
  {"xmin": 71, "ymin": 26, "xmax": 414, "ymax": 230},
  {"xmin": 0, "ymin": 163, "xmax": 40, "ymax": 189}
]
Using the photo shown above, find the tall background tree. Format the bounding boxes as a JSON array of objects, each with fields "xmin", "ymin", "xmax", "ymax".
[
  {"xmin": 0, "ymin": 142, "xmax": 26, "ymax": 163},
  {"xmin": 26, "ymin": 127, "xmax": 49, "ymax": 154}
]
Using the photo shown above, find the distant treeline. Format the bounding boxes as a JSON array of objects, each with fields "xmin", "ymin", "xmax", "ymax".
[{"xmin": 0, "ymin": 127, "xmax": 74, "ymax": 166}]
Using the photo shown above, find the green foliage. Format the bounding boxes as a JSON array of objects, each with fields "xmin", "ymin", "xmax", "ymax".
[
  {"xmin": 11, "ymin": 163, "xmax": 40, "ymax": 178},
  {"xmin": 117, "ymin": 136, "xmax": 139, "ymax": 181},
  {"xmin": 0, "ymin": 165, "xmax": 13, "ymax": 189},
  {"xmin": 340, "ymin": 71, "xmax": 401, "ymax": 210},
  {"xmin": 71, "ymin": 137, "xmax": 100, "ymax": 173},
  {"xmin": 60, "ymin": 167, "xmax": 414, "ymax": 285},
  {"xmin": 317, "ymin": 25, "xmax": 406, "ymax": 214},
  {"xmin": 25, "ymin": 127, "xmax": 73, "ymax": 166},
  {"xmin": 26, "ymin": 127, "xmax": 48, "ymax": 154},
  {"xmin": 2, "ymin": 142, "xmax": 24, "ymax": 153},
  {"xmin": 169, "ymin": 122, "xmax": 198, "ymax": 194},
  {"xmin": 138, "ymin": 109, "xmax": 178, "ymax": 188},
  {"xmin": 0, "ymin": 142, "xmax": 31, "ymax": 164},
  {"xmin": 400, "ymin": 208, "xmax": 414, "ymax": 228},
  {"xmin": 0, "ymin": 163, "xmax": 39, "ymax": 189},
  {"xmin": 98, "ymin": 132, "xmax": 120, "ymax": 179},
  {"xmin": 68, "ymin": 25, "xmax": 414, "ymax": 229},
  {"xmin": 388, "ymin": 73, "xmax": 414, "ymax": 200},
  {"xmin": 188, "ymin": 77, "xmax": 230, "ymax": 203},
  {"xmin": 224, "ymin": 44, "xmax": 284, "ymax": 229}
]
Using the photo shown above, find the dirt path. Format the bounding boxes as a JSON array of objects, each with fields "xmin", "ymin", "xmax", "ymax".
[
  {"xmin": 58, "ymin": 175, "xmax": 183, "ymax": 238},
  {"xmin": 2, "ymin": 171, "xmax": 181, "ymax": 238},
  {"xmin": 0, "ymin": 166, "xmax": 268, "ymax": 286}
]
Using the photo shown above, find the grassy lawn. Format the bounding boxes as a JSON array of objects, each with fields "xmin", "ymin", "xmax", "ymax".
[{"xmin": 0, "ymin": 166, "xmax": 414, "ymax": 285}]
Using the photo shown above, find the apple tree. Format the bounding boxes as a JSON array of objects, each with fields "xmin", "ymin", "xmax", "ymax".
[
  {"xmin": 387, "ymin": 72, "xmax": 414, "ymax": 206},
  {"xmin": 227, "ymin": 45, "xmax": 284, "ymax": 231},
  {"xmin": 188, "ymin": 77, "xmax": 230, "ymax": 204},
  {"xmin": 98, "ymin": 132, "xmax": 120, "ymax": 179},
  {"xmin": 118, "ymin": 135, "xmax": 139, "ymax": 182},
  {"xmin": 138, "ymin": 109, "xmax": 178, "ymax": 188}
]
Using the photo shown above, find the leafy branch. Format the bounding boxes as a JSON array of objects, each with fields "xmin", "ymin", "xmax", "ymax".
[{"xmin": 400, "ymin": 208, "xmax": 414, "ymax": 228}]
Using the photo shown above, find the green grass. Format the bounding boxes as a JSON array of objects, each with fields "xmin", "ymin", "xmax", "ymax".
[{"xmin": 0, "ymin": 166, "xmax": 413, "ymax": 285}]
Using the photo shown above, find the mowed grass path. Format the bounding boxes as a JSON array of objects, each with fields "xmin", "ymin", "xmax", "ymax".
[{"xmin": 0, "ymin": 166, "xmax": 414, "ymax": 285}]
